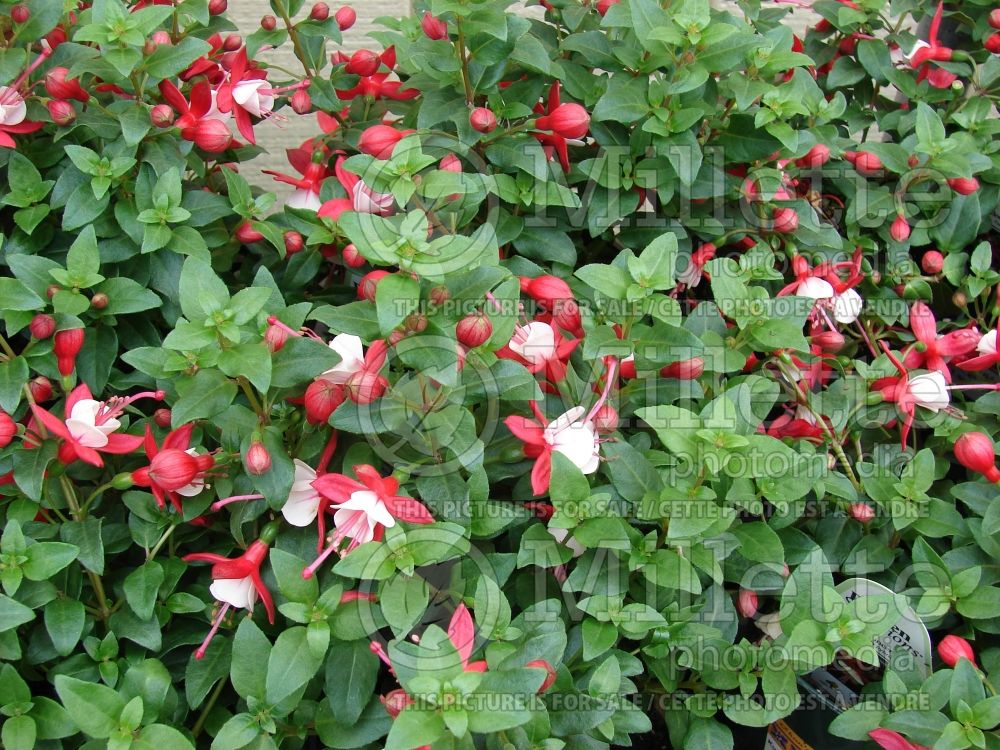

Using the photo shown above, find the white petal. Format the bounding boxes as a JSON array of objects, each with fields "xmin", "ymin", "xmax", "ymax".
[
  {"xmin": 551, "ymin": 421, "xmax": 599, "ymax": 474},
  {"xmin": 548, "ymin": 527, "xmax": 585, "ymax": 557},
  {"xmin": 795, "ymin": 277, "xmax": 835, "ymax": 300},
  {"xmin": 65, "ymin": 419, "xmax": 110, "ymax": 448},
  {"xmin": 510, "ymin": 322, "xmax": 556, "ymax": 365},
  {"xmin": 0, "ymin": 88, "xmax": 26, "ymax": 126},
  {"xmin": 908, "ymin": 372, "xmax": 950, "ymax": 411},
  {"xmin": 211, "ymin": 576, "xmax": 255, "ymax": 610},
  {"xmin": 322, "ymin": 334, "xmax": 366, "ymax": 383},
  {"xmin": 332, "ymin": 507, "xmax": 377, "ymax": 545},
  {"xmin": 978, "ymin": 330, "xmax": 998, "ymax": 355},
  {"xmin": 832, "ymin": 289, "xmax": 863, "ymax": 324},
  {"xmin": 283, "ymin": 463, "xmax": 322, "ymax": 527},
  {"xmin": 286, "ymin": 189, "xmax": 321, "ymax": 212}
]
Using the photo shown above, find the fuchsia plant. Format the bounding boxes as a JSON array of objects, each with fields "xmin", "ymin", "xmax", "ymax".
[{"xmin": 2, "ymin": 0, "xmax": 1000, "ymax": 749}]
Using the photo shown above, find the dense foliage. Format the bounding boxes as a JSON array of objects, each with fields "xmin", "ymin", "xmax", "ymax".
[{"xmin": 1, "ymin": 0, "xmax": 1000, "ymax": 748}]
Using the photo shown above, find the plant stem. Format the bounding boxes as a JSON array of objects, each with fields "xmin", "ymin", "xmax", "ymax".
[
  {"xmin": 192, "ymin": 677, "xmax": 227, "ymax": 738},
  {"xmin": 61, "ymin": 475, "xmax": 113, "ymax": 624},
  {"xmin": 148, "ymin": 523, "xmax": 178, "ymax": 561},
  {"xmin": 273, "ymin": 0, "xmax": 315, "ymax": 78},
  {"xmin": 455, "ymin": 18, "xmax": 474, "ymax": 106}
]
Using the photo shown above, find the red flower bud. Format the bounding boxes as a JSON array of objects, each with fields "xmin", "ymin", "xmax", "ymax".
[
  {"xmin": 402, "ymin": 312, "xmax": 428, "ymax": 334},
  {"xmin": 305, "ymin": 379, "xmax": 345, "ymax": 424},
  {"xmin": 421, "ymin": 12, "xmax": 448, "ymax": 40},
  {"xmin": 954, "ymin": 431, "xmax": 1000, "ymax": 482},
  {"xmin": 795, "ymin": 143, "xmax": 830, "ymax": 169},
  {"xmin": 535, "ymin": 102, "xmax": 590, "ymax": 139},
  {"xmin": 264, "ymin": 323, "xmax": 289, "ymax": 353},
  {"xmin": 890, "ymin": 213, "xmax": 910, "ymax": 242},
  {"xmin": 222, "ymin": 34, "xmax": 242, "ymax": 51},
  {"xmin": 772, "ymin": 207, "xmax": 799, "ymax": 234},
  {"xmin": 592, "ymin": 403, "xmax": 619, "ymax": 434},
  {"xmin": 470, "ymin": 107, "xmax": 497, "ymax": 133},
  {"xmin": 150, "ymin": 103, "xmax": 175, "ymax": 127},
  {"xmin": 986, "ymin": 33, "xmax": 1000, "ymax": 54},
  {"xmin": 208, "ymin": 0, "xmax": 227, "ymax": 14},
  {"xmin": 283, "ymin": 230, "xmax": 304, "ymax": 255},
  {"xmin": 54, "ymin": 329, "xmax": 84, "ymax": 376},
  {"xmin": 44, "ymin": 67, "xmax": 88, "ymax": 103},
  {"xmin": 290, "ymin": 89, "xmax": 312, "ymax": 114},
  {"xmin": 235, "ymin": 221, "xmax": 264, "ymax": 244},
  {"xmin": 335, "ymin": 5, "xmax": 356, "ymax": 30},
  {"xmin": 152, "ymin": 30, "xmax": 171, "ymax": 46},
  {"xmin": 192, "ymin": 118, "xmax": 232, "ymax": 152},
  {"xmin": 153, "ymin": 408, "xmax": 172, "ymax": 428},
  {"xmin": 342, "ymin": 243, "xmax": 366, "ymax": 268},
  {"xmin": 938, "ymin": 634, "xmax": 977, "ymax": 668},
  {"xmin": 849, "ymin": 503, "xmax": 875, "ymax": 523},
  {"xmin": 908, "ymin": 155, "xmax": 920, "ymax": 168},
  {"xmin": 660, "ymin": 357, "xmax": 704, "ymax": 380},
  {"xmin": 811, "ymin": 330, "xmax": 844, "ymax": 353},
  {"xmin": 947, "ymin": 177, "xmax": 979, "ymax": 195},
  {"xmin": 29, "ymin": 376, "xmax": 52, "ymax": 403},
  {"xmin": 456, "ymin": 312, "xmax": 493, "ymax": 348},
  {"xmin": 310, "ymin": 2, "xmax": 329, "ymax": 20},
  {"xmin": 91, "ymin": 293, "xmax": 109, "ymax": 310},
  {"xmin": 29, "ymin": 314, "xmax": 56, "ymax": 340},
  {"xmin": 0, "ymin": 411, "xmax": 16, "ymax": 448},
  {"xmin": 10, "ymin": 4, "xmax": 29, "ymax": 23},
  {"xmin": 526, "ymin": 659, "xmax": 557, "ymax": 693},
  {"xmin": 345, "ymin": 369, "xmax": 388, "ymax": 404},
  {"xmin": 245, "ymin": 442, "xmax": 272, "ymax": 475},
  {"xmin": 148, "ymin": 448, "xmax": 199, "ymax": 491},
  {"xmin": 921, "ymin": 250, "xmax": 944, "ymax": 274},
  {"xmin": 47, "ymin": 99, "xmax": 76, "ymax": 125},
  {"xmin": 525, "ymin": 275, "xmax": 572, "ymax": 305},
  {"xmin": 737, "ymin": 589, "xmax": 758, "ymax": 618},
  {"xmin": 358, "ymin": 270, "xmax": 389, "ymax": 302},
  {"xmin": 847, "ymin": 150, "xmax": 883, "ymax": 176},
  {"xmin": 261, "ymin": 14, "xmax": 277, "ymax": 30},
  {"xmin": 430, "ymin": 285, "xmax": 450, "ymax": 306},
  {"xmin": 381, "ymin": 689, "xmax": 412, "ymax": 719},
  {"xmin": 358, "ymin": 124, "xmax": 406, "ymax": 159},
  {"xmin": 596, "ymin": 0, "xmax": 620, "ymax": 15},
  {"xmin": 991, "ymin": 9, "xmax": 1000, "ymax": 29},
  {"xmin": 346, "ymin": 49, "xmax": 380, "ymax": 77},
  {"xmin": 439, "ymin": 154, "xmax": 461, "ymax": 173}
]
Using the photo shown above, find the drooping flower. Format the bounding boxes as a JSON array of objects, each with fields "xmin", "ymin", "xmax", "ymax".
[
  {"xmin": 303, "ymin": 465, "xmax": 434, "ymax": 574},
  {"xmin": 28, "ymin": 386, "xmax": 158, "ymax": 467},
  {"xmin": 953, "ymin": 432, "xmax": 1000, "ymax": 483},
  {"xmin": 505, "ymin": 403, "xmax": 600, "ymax": 495},
  {"xmin": 283, "ymin": 459, "xmax": 324, "ymax": 526},
  {"xmin": 958, "ymin": 329, "xmax": 1000, "ymax": 372},
  {"xmin": 130, "ymin": 423, "xmax": 216, "ymax": 512},
  {"xmin": 531, "ymin": 81, "xmax": 588, "ymax": 172},
  {"xmin": 337, "ymin": 47, "xmax": 419, "ymax": 102},
  {"xmin": 937, "ymin": 634, "xmax": 977, "ymax": 668},
  {"xmin": 902, "ymin": 301, "xmax": 980, "ymax": 383},
  {"xmin": 497, "ymin": 321, "xmax": 579, "ymax": 383},
  {"xmin": 871, "ymin": 343, "xmax": 951, "ymax": 448},
  {"xmin": 334, "ymin": 155, "xmax": 393, "ymax": 215},
  {"xmin": 184, "ymin": 523, "xmax": 279, "ymax": 659},
  {"xmin": 158, "ymin": 80, "xmax": 233, "ymax": 152},
  {"xmin": 906, "ymin": 2, "xmax": 957, "ymax": 89}
]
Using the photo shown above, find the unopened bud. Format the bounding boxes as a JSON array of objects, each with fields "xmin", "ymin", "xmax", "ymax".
[
  {"xmin": 261, "ymin": 14, "xmax": 277, "ymax": 30},
  {"xmin": 245, "ymin": 442, "xmax": 272, "ymax": 475},
  {"xmin": 153, "ymin": 408, "xmax": 172, "ymax": 427}
]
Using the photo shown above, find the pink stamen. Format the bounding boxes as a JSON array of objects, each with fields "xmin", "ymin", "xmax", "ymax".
[
  {"xmin": 266, "ymin": 79, "xmax": 311, "ymax": 96},
  {"xmin": 211, "ymin": 494, "xmax": 265, "ymax": 511},
  {"xmin": 11, "ymin": 48, "xmax": 52, "ymax": 92},
  {"xmin": 302, "ymin": 536, "xmax": 340, "ymax": 579},
  {"xmin": 948, "ymin": 384, "xmax": 1000, "ymax": 392},
  {"xmin": 195, "ymin": 602, "xmax": 230, "ymax": 660},
  {"xmin": 585, "ymin": 358, "xmax": 618, "ymax": 424},
  {"xmin": 96, "ymin": 390, "xmax": 165, "ymax": 425},
  {"xmin": 370, "ymin": 640, "xmax": 392, "ymax": 667},
  {"xmin": 485, "ymin": 290, "xmax": 504, "ymax": 314}
]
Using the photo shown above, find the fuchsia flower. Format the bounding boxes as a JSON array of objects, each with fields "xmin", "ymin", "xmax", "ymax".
[
  {"xmin": 0, "ymin": 47, "xmax": 50, "ymax": 148},
  {"xmin": 184, "ymin": 523, "xmax": 279, "ymax": 660},
  {"xmin": 906, "ymin": 2, "xmax": 957, "ymax": 89},
  {"xmin": 334, "ymin": 155, "xmax": 393, "ymax": 215},
  {"xmin": 302, "ymin": 465, "xmax": 434, "ymax": 576},
  {"xmin": 131, "ymin": 423, "xmax": 216, "ymax": 512},
  {"xmin": 158, "ymin": 79, "xmax": 233, "ymax": 152},
  {"xmin": 497, "ymin": 321, "xmax": 579, "ymax": 383},
  {"xmin": 506, "ymin": 403, "xmax": 601, "ymax": 495},
  {"xmin": 869, "ymin": 729, "xmax": 931, "ymax": 750},
  {"xmin": 902, "ymin": 301, "xmax": 980, "ymax": 383},
  {"xmin": 336, "ymin": 47, "xmax": 419, "ymax": 102},
  {"xmin": 532, "ymin": 81, "xmax": 589, "ymax": 172},
  {"xmin": 958, "ymin": 329, "xmax": 1000, "ymax": 372},
  {"xmin": 29, "ymin": 385, "xmax": 159, "ymax": 467},
  {"xmin": 871, "ymin": 343, "xmax": 951, "ymax": 448}
]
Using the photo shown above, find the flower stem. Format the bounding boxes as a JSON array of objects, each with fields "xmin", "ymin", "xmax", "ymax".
[{"xmin": 455, "ymin": 18, "xmax": 475, "ymax": 106}]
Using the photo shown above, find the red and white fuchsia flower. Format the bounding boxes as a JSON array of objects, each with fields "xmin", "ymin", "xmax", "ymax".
[
  {"xmin": 29, "ymin": 385, "xmax": 161, "ymax": 467},
  {"xmin": 131, "ymin": 423, "xmax": 216, "ymax": 512},
  {"xmin": 902, "ymin": 301, "xmax": 980, "ymax": 383},
  {"xmin": 505, "ymin": 402, "xmax": 602, "ymax": 495},
  {"xmin": 302, "ymin": 465, "xmax": 434, "ymax": 575},
  {"xmin": 959, "ymin": 329, "xmax": 1000, "ymax": 372},
  {"xmin": 498, "ymin": 321, "xmax": 579, "ymax": 383},
  {"xmin": 184, "ymin": 522, "xmax": 279, "ymax": 659},
  {"xmin": 532, "ymin": 81, "xmax": 590, "ymax": 172},
  {"xmin": 871, "ymin": 343, "xmax": 950, "ymax": 448}
]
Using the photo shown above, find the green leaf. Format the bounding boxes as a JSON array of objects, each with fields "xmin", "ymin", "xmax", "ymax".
[
  {"xmin": 172, "ymin": 369, "xmax": 238, "ymax": 426},
  {"xmin": 13, "ymin": 441, "xmax": 56, "ymax": 501},
  {"xmin": 123, "ymin": 561, "xmax": 164, "ymax": 620},
  {"xmin": 178, "ymin": 257, "xmax": 230, "ymax": 322},
  {"xmin": 593, "ymin": 74, "xmax": 649, "ymax": 123},
  {"xmin": 54, "ymin": 675, "xmax": 125, "ymax": 739},
  {"xmin": 376, "ymin": 273, "xmax": 421, "ymax": 334},
  {"xmin": 0, "ymin": 594, "xmax": 34, "ymax": 632},
  {"xmin": 380, "ymin": 574, "xmax": 430, "ymax": 638},
  {"xmin": 1, "ymin": 715, "xmax": 35, "ymax": 750},
  {"xmin": 133, "ymin": 724, "xmax": 195, "ymax": 750},
  {"xmin": 270, "ymin": 335, "xmax": 341, "ymax": 389},
  {"xmin": 219, "ymin": 343, "xmax": 272, "ymax": 393},
  {"xmin": 575, "ymin": 264, "xmax": 631, "ymax": 299},
  {"xmin": 731, "ymin": 522, "xmax": 785, "ymax": 565},
  {"xmin": 44, "ymin": 598, "xmax": 86, "ymax": 657},
  {"xmin": 268, "ymin": 549, "xmax": 317, "ymax": 604},
  {"xmin": 96, "ymin": 278, "xmax": 161, "ymax": 315},
  {"xmin": 385, "ymin": 707, "xmax": 446, "ymax": 750},
  {"xmin": 231, "ymin": 618, "xmax": 271, "ymax": 699},
  {"xmin": 23, "ymin": 542, "xmax": 79, "ymax": 580},
  {"xmin": 185, "ymin": 637, "xmax": 232, "ymax": 708},
  {"xmin": 143, "ymin": 36, "xmax": 212, "ymax": 78},
  {"xmin": 0, "ymin": 355, "xmax": 29, "ymax": 413},
  {"xmin": 60, "ymin": 518, "xmax": 104, "ymax": 573},
  {"xmin": 325, "ymin": 638, "xmax": 380, "ymax": 726},
  {"xmin": 0, "ymin": 277, "xmax": 44, "ymax": 311},
  {"xmin": 266, "ymin": 626, "xmax": 323, "ymax": 705}
]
